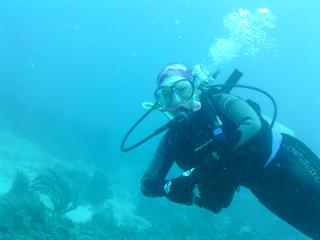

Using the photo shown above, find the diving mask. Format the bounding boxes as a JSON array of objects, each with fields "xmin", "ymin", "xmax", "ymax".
[{"xmin": 154, "ymin": 79, "xmax": 195, "ymax": 110}]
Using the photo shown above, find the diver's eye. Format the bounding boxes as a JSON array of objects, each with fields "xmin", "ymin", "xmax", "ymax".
[
  {"xmin": 174, "ymin": 80, "xmax": 194, "ymax": 99},
  {"xmin": 154, "ymin": 86, "xmax": 173, "ymax": 107}
]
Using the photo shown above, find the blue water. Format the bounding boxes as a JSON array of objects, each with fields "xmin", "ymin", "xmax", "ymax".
[{"xmin": 1, "ymin": 1, "xmax": 320, "ymax": 239}]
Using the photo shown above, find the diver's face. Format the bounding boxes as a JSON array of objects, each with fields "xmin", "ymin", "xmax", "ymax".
[{"xmin": 154, "ymin": 76, "xmax": 196, "ymax": 113}]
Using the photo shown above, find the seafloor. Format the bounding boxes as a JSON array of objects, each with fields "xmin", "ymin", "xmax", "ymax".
[{"xmin": 0, "ymin": 130, "xmax": 309, "ymax": 240}]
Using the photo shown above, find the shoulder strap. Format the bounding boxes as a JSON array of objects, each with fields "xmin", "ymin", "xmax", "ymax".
[{"xmin": 202, "ymin": 92, "xmax": 225, "ymax": 141}]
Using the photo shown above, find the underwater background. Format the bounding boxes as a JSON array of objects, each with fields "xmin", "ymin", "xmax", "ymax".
[{"xmin": 1, "ymin": 0, "xmax": 320, "ymax": 239}]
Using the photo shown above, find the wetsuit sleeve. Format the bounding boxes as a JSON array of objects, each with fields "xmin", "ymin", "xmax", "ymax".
[
  {"xmin": 140, "ymin": 137, "xmax": 174, "ymax": 197},
  {"xmin": 211, "ymin": 93, "xmax": 262, "ymax": 149}
]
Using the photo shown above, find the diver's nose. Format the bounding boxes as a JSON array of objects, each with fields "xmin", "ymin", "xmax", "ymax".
[{"xmin": 171, "ymin": 92, "xmax": 183, "ymax": 105}]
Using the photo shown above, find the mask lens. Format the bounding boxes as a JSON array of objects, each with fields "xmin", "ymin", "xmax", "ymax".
[
  {"xmin": 154, "ymin": 86, "xmax": 172, "ymax": 107},
  {"xmin": 173, "ymin": 80, "xmax": 194, "ymax": 99}
]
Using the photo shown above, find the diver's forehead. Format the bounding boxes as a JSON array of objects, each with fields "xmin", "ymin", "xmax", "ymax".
[{"xmin": 160, "ymin": 75, "xmax": 185, "ymax": 87}]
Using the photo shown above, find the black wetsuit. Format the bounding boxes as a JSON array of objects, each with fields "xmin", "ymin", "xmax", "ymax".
[{"xmin": 141, "ymin": 92, "xmax": 320, "ymax": 239}]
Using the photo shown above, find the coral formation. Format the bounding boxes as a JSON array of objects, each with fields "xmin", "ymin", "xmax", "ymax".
[{"xmin": 31, "ymin": 170, "xmax": 79, "ymax": 218}]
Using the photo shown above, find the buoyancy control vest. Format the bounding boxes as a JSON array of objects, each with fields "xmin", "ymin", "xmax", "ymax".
[{"xmin": 164, "ymin": 92, "xmax": 273, "ymax": 178}]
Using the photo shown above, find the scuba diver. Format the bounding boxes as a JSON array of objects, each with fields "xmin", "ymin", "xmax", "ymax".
[{"xmin": 121, "ymin": 63, "xmax": 320, "ymax": 239}]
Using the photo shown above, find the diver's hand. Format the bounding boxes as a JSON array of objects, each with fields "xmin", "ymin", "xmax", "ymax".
[
  {"xmin": 163, "ymin": 168, "xmax": 201, "ymax": 205},
  {"xmin": 163, "ymin": 176, "xmax": 195, "ymax": 205},
  {"xmin": 193, "ymin": 194, "xmax": 222, "ymax": 213}
]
